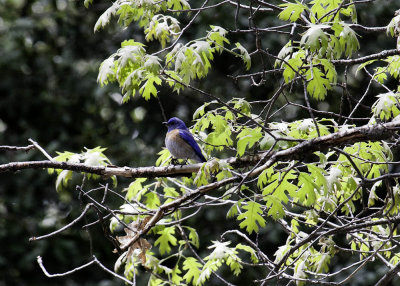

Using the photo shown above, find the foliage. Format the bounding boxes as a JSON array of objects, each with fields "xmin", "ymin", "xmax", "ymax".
[
  {"xmin": 83, "ymin": 0, "xmax": 400, "ymax": 284},
  {"xmin": 4, "ymin": 0, "xmax": 400, "ymax": 286}
]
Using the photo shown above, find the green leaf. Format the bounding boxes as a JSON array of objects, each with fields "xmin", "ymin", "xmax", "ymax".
[
  {"xmin": 340, "ymin": 2, "xmax": 357, "ymax": 23},
  {"xmin": 372, "ymin": 92, "xmax": 400, "ymax": 120},
  {"xmin": 55, "ymin": 170, "xmax": 73, "ymax": 191},
  {"xmin": 145, "ymin": 15, "xmax": 181, "ymax": 48},
  {"xmin": 205, "ymin": 114, "xmax": 233, "ymax": 149},
  {"xmin": 197, "ymin": 260, "xmax": 220, "ymax": 285},
  {"xmin": 386, "ymin": 56, "xmax": 400, "ymax": 79},
  {"xmin": 262, "ymin": 171, "xmax": 297, "ymax": 219},
  {"xmin": 297, "ymin": 172, "xmax": 317, "ymax": 206},
  {"xmin": 236, "ymin": 243, "xmax": 259, "ymax": 263},
  {"xmin": 164, "ymin": 70, "xmax": 185, "ymax": 93},
  {"xmin": 237, "ymin": 201, "xmax": 266, "ymax": 234},
  {"xmin": 331, "ymin": 22, "xmax": 360, "ymax": 57},
  {"xmin": 155, "ymin": 226, "xmax": 178, "ymax": 255},
  {"xmin": 115, "ymin": 1, "xmax": 160, "ymax": 29},
  {"xmin": 184, "ymin": 226, "xmax": 200, "ymax": 248},
  {"xmin": 144, "ymin": 55, "xmax": 162, "ymax": 74},
  {"xmin": 149, "ymin": 275, "xmax": 164, "ymax": 286},
  {"xmin": 319, "ymin": 59, "xmax": 337, "ymax": 84},
  {"xmin": 226, "ymin": 256, "xmax": 242, "ymax": 276},
  {"xmin": 308, "ymin": 164, "xmax": 328, "ymax": 190},
  {"xmin": 387, "ymin": 15, "xmax": 400, "ymax": 37},
  {"xmin": 338, "ymin": 23, "xmax": 360, "ymax": 57},
  {"xmin": 260, "ymin": 132, "xmax": 278, "ymax": 150},
  {"xmin": 233, "ymin": 43, "xmax": 251, "ymax": 70},
  {"xmin": 145, "ymin": 192, "xmax": 160, "ymax": 209},
  {"xmin": 82, "ymin": 147, "xmax": 110, "ymax": 166},
  {"xmin": 275, "ymin": 42, "xmax": 293, "ymax": 67},
  {"xmin": 306, "ymin": 66, "xmax": 332, "ymax": 100},
  {"xmin": 300, "ymin": 24, "xmax": 330, "ymax": 53},
  {"xmin": 139, "ymin": 75, "xmax": 162, "ymax": 100},
  {"xmin": 282, "ymin": 51, "xmax": 306, "ymax": 83},
  {"xmin": 156, "ymin": 149, "xmax": 173, "ymax": 166},
  {"xmin": 163, "ymin": 186, "xmax": 180, "ymax": 203},
  {"xmin": 263, "ymin": 191, "xmax": 285, "ymax": 219},
  {"xmin": 182, "ymin": 257, "xmax": 202, "ymax": 284},
  {"xmin": 168, "ymin": 0, "xmax": 191, "ymax": 11},
  {"xmin": 257, "ymin": 167, "xmax": 275, "ymax": 188},
  {"xmin": 125, "ymin": 178, "xmax": 147, "ymax": 201},
  {"xmin": 279, "ymin": 2, "xmax": 307, "ymax": 22},
  {"xmin": 274, "ymin": 243, "xmax": 292, "ymax": 263},
  {"xmin": 356, "ymin": 59, "xmax": 377, "ymax": 73},
  {"xmin": 53, "ymin": 151, "xmax": 80, "ymax": 164},
  {"xmin": 171, "ymin": 265, "xmax": 183, "ymax": 285},
  {"xmin": 94, "ymin": 4, "xmax": 118, "ymax": 32},
  {"xmin": 232, "ymin": 98, "xmax": 251, "ymax": 115},
  {"xmin": 226, "ymin": 199, "xmax": 243, "ymax": 218},
  {"xmin": 208, "ymin": 25, "xmax": 230, "ymax": 52},
  {"xmin": 84, "ymin": 0, "xmax": 93, "ymax": 8},
  {"xmin": 310, "ymin": 0, "xmax": 341, "ymax": 22},
  {"xmin": 193, "ymin": 103, "xmax": 208, "ymax": 119},
  {"xmin": 97, "ymin": 58, "xmax": 116, "ymax": 86},
  {"xmin": 374, "ymin": 67, "xmax": 388, "ymax": 84},
  {"xmin": 236, "ymin": 127, "xmax": 263, "ymax": 157}
]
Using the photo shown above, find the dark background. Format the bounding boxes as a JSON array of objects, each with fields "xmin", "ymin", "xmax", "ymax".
[{"xmin": 1, "ymin": 0, "xmax": 400, "ymax": 285}]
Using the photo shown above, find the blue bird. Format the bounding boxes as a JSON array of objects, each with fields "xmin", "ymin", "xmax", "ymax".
[{"xmin": 164, "ymin": 117, "xmax": 206, "ymax": 163}]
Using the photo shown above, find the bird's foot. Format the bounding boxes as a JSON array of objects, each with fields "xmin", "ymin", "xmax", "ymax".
[{"xmin": 170, "ymin": 158, "xmax": 188, "ymax": 165}]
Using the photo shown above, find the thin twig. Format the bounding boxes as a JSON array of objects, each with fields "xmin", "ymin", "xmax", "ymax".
[
  {"xmin": 29, "ymin": 204, "xmax": 93, "ymax": 241},
  {"xmin": 0, "ymin": 144, "xmax": 35, "ymax": 152},
  {"xmin": 28, "ymin": 138, "xmax": 53, "ymax": 160}
]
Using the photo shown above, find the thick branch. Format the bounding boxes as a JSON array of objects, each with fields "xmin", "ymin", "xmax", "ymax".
[
  {"xmin": 1, "ymin": 121, "xmax": 399, "ymax": 178},
  {"xmin": 0, "ymin": 160, "xmax": 204, "ymax": 178},
  {"xmin": 248, "ymin": 121, "xmax": 399, "ymax": 178}
]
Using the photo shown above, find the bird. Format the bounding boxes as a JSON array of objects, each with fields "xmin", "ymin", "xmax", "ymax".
[{"xmin": 164, "ymin": 117, "xmax": 207, "ymax": 163}]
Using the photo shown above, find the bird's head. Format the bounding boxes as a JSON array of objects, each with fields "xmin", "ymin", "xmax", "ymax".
[{"xmin": 164, "ymin": 117, "xmax": 187, "ymax": 131}]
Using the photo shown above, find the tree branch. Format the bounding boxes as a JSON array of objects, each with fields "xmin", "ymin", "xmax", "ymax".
[
  {"xmin": 375, "ymin": 261, "xmax": 400, "ymax": 286},
  {"xmin": 119, "ymin": 175, "xmax": 240, "ymax": 250},
  {"xmin": 332, "ymin": 49, "xmax": 400, "ymax": 66},
  {"xmin": 1, "ymin": 121, "xmax": 399, "ymax": 179},
  {"xmin": 29, "ymin": 203, "xmax": 94, "ymax": 242},
  {"xmin": 0, "ymin": 144, "xmax": 35, "ymax": 152}
]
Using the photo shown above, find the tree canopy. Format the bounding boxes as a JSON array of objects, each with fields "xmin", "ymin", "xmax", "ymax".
[{"xmin": 3, "ymin": 0, "xmax": 400, "ymax": 285}]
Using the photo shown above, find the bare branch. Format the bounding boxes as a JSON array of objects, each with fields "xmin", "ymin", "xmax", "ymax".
[
  {"xmin": 0, "ymin": 144, "xmax": 35, "ymax": 152},
  {"xmin": 332, "ymin": 49, "xmax": 400, "ymax": 66},
  {"xmin": 28, "ymin": 138, "xmax": 53, "ymax": 160},
  {"xmin": 37, "ymin": 255, "xmax": 134, "ymax": 285},
  {"xmin": 29, "ymin": 203, "xmax": 94, "ymax": 242},
  {"xmin": 37, "ymin": 255, "xmax": 96, "ymax": 278}
]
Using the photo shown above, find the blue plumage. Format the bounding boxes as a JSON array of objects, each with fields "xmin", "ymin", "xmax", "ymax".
[{"xmin": 164, "ymin": 117, "xmax": 206, "ymax": 163}]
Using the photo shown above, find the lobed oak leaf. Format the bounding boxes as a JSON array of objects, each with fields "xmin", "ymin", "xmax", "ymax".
[{"xmin": 116, "ymin": 217, "xmax": 152, "ymax": 264}]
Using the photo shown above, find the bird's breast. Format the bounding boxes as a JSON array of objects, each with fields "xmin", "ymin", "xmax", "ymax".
[
  {"xmin": 165, "ymin": 129, "xmax": 181, "ymax": 144},
  {"xmin": 165, "ymin": 129, "xmax": 194, "ymax": 159}
]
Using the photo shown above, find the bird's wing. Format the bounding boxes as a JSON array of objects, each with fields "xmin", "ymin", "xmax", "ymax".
[{"xmin": 178, "ymin": 129, "xmax": 206, "ymax": 162}]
